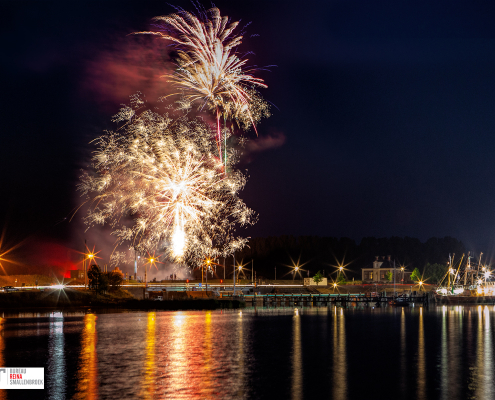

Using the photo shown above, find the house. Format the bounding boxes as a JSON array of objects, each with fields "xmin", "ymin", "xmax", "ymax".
[
  {"xmin": 361, "ymin": 256, "xmax": 412, "ymax": 283},
  {"xmin": 70, "ymin": 270, "xmax": 85, "ymax": 279}
]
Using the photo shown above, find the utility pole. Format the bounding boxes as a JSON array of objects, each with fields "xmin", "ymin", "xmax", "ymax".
[
  {"xmin": 477, "ymin": 253, "xmax": 483, "ymax": 285},
  {"xmin": 84, "ymin": 239, "xmax": 87, "ymax": 290},
  {"xmin": 233, "ymin": 253, "xmax": 236, "ymax": 296},
  {"xmin": 223, "ymin": 258, "xmax": 225, "ymax": 280},
  {"xmin": 275, "ymin": 266, "xmax": 276, "ymax": 281},
  {"xmin": 251, "ymin": 260, "xmax": 254, "ymax": 285},
  {"xmin": 465, "ymin": 251, "xmax": 470, "ymax": 286},
  {"xmin": 134, "ymin": 249, "xmax": 138, "ymax": 281}
]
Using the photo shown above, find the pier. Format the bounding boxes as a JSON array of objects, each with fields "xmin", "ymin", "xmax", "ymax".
[{"xmin": 233, "ymin": 293, "xmax": 430, "ymax": 307}]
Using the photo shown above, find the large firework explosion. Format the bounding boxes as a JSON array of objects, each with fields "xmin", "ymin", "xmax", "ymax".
[
  {"xmin": 135, "ymin": 7, "xmax": 270, "ymax": 164},
  {"xmin": 79, "ymin": 94, "xmax": 255, "ymax": 268}
]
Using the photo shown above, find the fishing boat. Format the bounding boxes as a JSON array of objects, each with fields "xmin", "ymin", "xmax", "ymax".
[{"xmin": 435, "ymin": 252, "xmax": 495, "ymax": 303}]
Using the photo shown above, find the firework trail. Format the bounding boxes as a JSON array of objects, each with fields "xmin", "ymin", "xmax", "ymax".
[
  {"xmin": 79, "ymin": 94, "xmax": 255, "ymax": 267},
  {"xmin": 134, "ymin": 7, "xmax": 270, "ymax": 165}
]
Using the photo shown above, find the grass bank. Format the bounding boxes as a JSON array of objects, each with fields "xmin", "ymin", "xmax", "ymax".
[{"xmin": 0, "ymin": 288, "xmax": 244, "ymax": 311}]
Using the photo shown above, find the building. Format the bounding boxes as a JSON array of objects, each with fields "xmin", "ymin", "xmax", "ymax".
[
  {"xmin": 70, "ymin": 270, "xmax": 85, "ymax": 279},
  {"xmin": 361, "ymin": 256, "xmax": 412, "ymax": 283}
]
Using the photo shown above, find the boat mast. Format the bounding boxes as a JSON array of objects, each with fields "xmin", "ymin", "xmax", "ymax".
[
  {"xmin": 448, "ymin": 253, "xmax": 452, "ymax": 288},
  {"xmin": 477, "ymin": 252, "xmax": 483, "ymax": 286},
  {"xmin": 464, "ymin": 251, "xmax": 470, "ymax": 286},
  {"xmin": 452, "ymin": 254, "xmax": 464, "ymax": 294}
]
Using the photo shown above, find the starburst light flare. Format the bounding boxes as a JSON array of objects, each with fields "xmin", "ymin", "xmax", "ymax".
[
  {"xmin": 134, "ymin": 7, "xmax": 270, "ymax": 164},
  {"xmin": 78, "ymin": 95, "xmax": 255, "ymax": 268}
]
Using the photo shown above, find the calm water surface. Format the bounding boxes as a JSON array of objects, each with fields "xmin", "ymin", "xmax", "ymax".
[{"xmin": 0, "ymin": 305, "xmax": 494, "ymax": 399}]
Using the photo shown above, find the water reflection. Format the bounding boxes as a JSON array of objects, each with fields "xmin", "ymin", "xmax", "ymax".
[
  {"xmin": 47, "ymin": 312, "xmax": 66, "ymax": 400},
  {"xmin": 203, "ymin": 311, "xmax": 213, "ymax": 398},
  {"xmin": 74, "ymin": 314, "xmax": 98, "ymax": 400},
  {"xmin": 483, "ymin": 307, "xmax": 494, "ymax": 398},
  {"xmin": 332, "ymin": 306, "xmax": 347, "ymax": 400},
  {"xmin": 474, "ymin": 306, "xmax": 495, "ymax": 399},
  {"xmin": 237, "ymin": 310, "xmax": 245, "ymax": 397},
  {"xmin": 3, "ymin": 306, "xmax": 495, "ymax": 399},
  {"xmin": 292, "ymin": 308, "xmax": 302, "ymax": 400},
  {"xmin": 141, "ymin": 312, "xmax": 156, "ymax": 399},
  {"xmin": 400, "ymin": 307, "xmax": 406, "ymax": 395},
  {"xmin": 0, "ymin": 318, "xmax": 5, "ymax": 400},
  {"xmin": 417, "ymin": 307, "xmax": 425, "ymax": 400}
]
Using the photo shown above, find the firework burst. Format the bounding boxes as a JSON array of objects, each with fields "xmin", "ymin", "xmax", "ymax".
[
  {"xmin": 79, "ymin": 96, "xmax": 255, "ymax": 267},
  {"xmin": 135, "ymin": 7, "xmax": 270, "ymax": 163}
]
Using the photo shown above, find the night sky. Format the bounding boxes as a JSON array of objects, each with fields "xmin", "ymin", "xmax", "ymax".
[{"xmin": 3, "ymin": 0, "xmax": 495, "ymax": 271}]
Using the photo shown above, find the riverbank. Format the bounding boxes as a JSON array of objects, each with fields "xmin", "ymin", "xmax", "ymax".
[{"xmin": 0, "ymin": 288, "xmax": 245, "ymax": 311}]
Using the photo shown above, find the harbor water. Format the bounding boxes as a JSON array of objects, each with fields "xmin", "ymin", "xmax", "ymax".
[{"xmin": 0, "ymin": 305, "xmax": 494, "ymax": 399}]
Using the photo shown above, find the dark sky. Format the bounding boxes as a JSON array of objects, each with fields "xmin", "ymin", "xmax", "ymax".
[{"xmin": 3, "ymin": 0, "xmax": 495, "ymax": 269}]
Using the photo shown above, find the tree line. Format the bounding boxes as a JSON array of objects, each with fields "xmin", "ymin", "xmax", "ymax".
[{"xmin": 231, "ymin": 235, "xmax": 465, "ymax": 282}]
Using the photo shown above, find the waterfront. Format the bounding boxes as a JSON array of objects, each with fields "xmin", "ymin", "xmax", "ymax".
[{"xmin": 0, "ymin": 305, "xmax": 494, "ymax": 399}]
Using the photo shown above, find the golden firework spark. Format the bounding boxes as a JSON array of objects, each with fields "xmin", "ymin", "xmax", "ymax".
[
  {"xmin": 135, "ymin": 7, "xmax": 270, "ymax": 163},
  {"xmin": 79, "ymin": 96, "xmax": 255, "ymax": 268}
]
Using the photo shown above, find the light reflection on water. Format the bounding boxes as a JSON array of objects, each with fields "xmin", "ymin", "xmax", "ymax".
[
  {"xmin": 332, "ymin": 306, "xmax": 346, "ymax": 400},
  {"xmin": 1, "ymin": 306, "xmax": 495, "ymax": 399},
  {"xmin": 291, "ymin": 308, "xmax": 301, "ymax": 400},
  {"xmin": 47, "ymin": 313, "xmax": 66, "ymax": 400}
]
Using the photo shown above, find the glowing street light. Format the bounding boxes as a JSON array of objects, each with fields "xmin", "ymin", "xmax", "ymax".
[
  {"xmin": 283, "ymin": 256, "xmax": 307, "ymax": 281},
  {"xmin": 85, "ymin": 252, "xmax": 95, "ymax": 290}
]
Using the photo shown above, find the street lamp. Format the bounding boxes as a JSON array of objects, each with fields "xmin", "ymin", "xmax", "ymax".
[
  {"xmin": 146, "ymin": 256, "xmax": 157, "ymax": 289},
  {"xmin": 293, "ymin": 266, "xmax": 300, "ymax": 281},
  {"xmin": 203, "ymin": 258, "xmax": 213, "ymax": 294},
  {"xmin": 86, "ymin": 253, "xmax": 95, "ymax": 290}
]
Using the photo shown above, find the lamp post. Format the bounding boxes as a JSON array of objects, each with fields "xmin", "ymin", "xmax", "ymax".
[
  {"xmin": 293, "ymin": 266, "xmax": 299, "ymax": 281},
  {"xmin": 233, "ymin": 253, "xmax": 236, "ymax": 296},
  {"xmin": 251, "ymin": 259, "xmax": 254, "ymax": 286},
  {"xmin": 86, "ymin": 253, "xmax": 94, "ymax": 290},
  {"xmin": 205, "ymin": 258, "xmax": 211, "ymax": 294}
]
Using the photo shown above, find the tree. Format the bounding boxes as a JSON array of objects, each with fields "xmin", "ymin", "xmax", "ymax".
[
  {"xmin": 105, "ymin": 271, "xmax": 124, "ymax": 291},
  {"xmin": 385, "ymin": 271, "xmax": 393, "ymax": 282},
  {"xmin": 423, "ymin": 263, "xmax": 448, "ymax": 285},
  {"xmin": 99, "ymin": 272, "xmax": 109, "ymax": 293},
  {"xmin": 410, "ymin": 267, "xmax": 421, "ymax": 282},
  {"xmin": 337, "ymin": 272, "xmax": 346, "ymax": 284},
  {"xmin": 87, "ymin": 265, "xmax": 101, "ymax": 293},
  {"xmin": 313, "ymin": 270, "xmax": 323, "ymax": 285}
]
